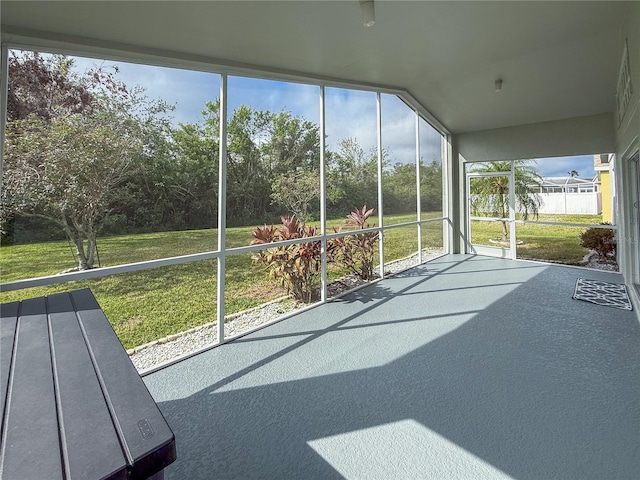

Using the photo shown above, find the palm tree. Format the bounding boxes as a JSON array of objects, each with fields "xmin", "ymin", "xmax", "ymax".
[{"xmin": 469, "ymin": 160, "xmax": 543, "ymax": 241}]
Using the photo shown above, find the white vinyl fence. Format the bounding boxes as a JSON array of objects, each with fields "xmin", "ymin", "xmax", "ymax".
[
  {"xmin": 536, "ymin": 192, "xmax": 602, "ymax": 215},
  {"xmin": 473, "ymin": 192, "xmax": 602, "ymax": 216}
]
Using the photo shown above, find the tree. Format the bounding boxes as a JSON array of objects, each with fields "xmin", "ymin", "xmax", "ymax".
[
  {"xmin": 262, "ymin": 112, "xmax": 320, "ymax": 175},
  {"xmin": 419, "ymin": 160, "xmax": 443, "ymax": 213},
  {"xmin": 224, "ymin": 105, "xmax": 322, "ymax": 224},
  {"xmin": 162, "ymin": 100, "xmax": 220, "ymax": 229},
  {"xmin": 2, "ymin": 52, "xmax": 171, "ymax": 270},
  {"xmin": 6, "ymin": 51, "xmax": 93, "ymax": 122},
  {"xmin": 2, "ymin": 51, "xmax": 97, "ymax": 244},
  {"xmin": 469, "ymin": 160, "xmax": 543, "ymax": 241},
  {"xmin": 226, "ymin": 105, "xmax": 272, "ymax": 221},
  {"xmin": 379, "ymin": 159, "xmax": 443, "ymax": 215},
  {"xmin": 271, "ymin": 170, "xmax": 320, "ymax": 222},
  {"xmin": 383, "ymin": 162, "xmax": 417, "ymax": 214},
  {"xmin": 326, "ymin": 138, "xmax": 381, "ymax": 216},
  {"xmin": 4, "ymin": 111, "xmax": 142, "ymax": 269}
]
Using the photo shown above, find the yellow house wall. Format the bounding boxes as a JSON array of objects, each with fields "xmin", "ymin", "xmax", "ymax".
[{"xmin": 600, "ymin": 171, "xmax": 612, "ymax": 223}]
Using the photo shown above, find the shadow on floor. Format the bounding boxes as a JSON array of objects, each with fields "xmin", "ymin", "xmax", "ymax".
[{"xmin": 146, "ymin": 255, "xmax": 640, "ymax": 480}]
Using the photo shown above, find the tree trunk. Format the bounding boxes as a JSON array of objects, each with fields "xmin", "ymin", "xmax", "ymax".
[
  {"xmin": 72, "ymin": 237, "xmax": 91, "ymax": 270},
  {"xmin": 501, "ymin": 221, "xmax": 508, "ymax": 242},
  {"xmin": 62, "ymin": 217, "xmax": 95, "ymax": 270},
  {"xmin": 499, "ymin": 193, "xmax": 508, "ymax": 241},
  {"xmin": 86, "ymin": 234, "xmax": 96, "ymax": 269}
]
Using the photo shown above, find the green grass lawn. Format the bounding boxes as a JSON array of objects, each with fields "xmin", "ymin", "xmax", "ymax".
[
  {"xmin": 471, "ymin": 213, "xmax": 605, "ymax": 265},
  {"xmin": 0, "ymin": 213, "xmax": 444, "ymax": 348},
  {"xmin": 2, "ymin": 212, "xmax": 598, "ymax": 349}
]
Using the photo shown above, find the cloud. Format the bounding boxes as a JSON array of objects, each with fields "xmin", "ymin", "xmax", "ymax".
[
  {"xmin": 382, "ymin": 94, "xmax": 416, "ymax": 165},
  {"xmin": 420, "ymin": 119, "xmax": 443, "ymax": 165},
  {"xmin": 63, "ymin": 52, "xmax": 444, "ymax": 164},
  {"xmin": 326, "ymin": 87, "xmax": 378, "ymax": 151},
  {"xmin": 70, "ymin": 55, "xmax": 219, "ymax": 125},
  {"xmin": 228, "ymin": 76, "xmax": 319, "ymax": 121}
]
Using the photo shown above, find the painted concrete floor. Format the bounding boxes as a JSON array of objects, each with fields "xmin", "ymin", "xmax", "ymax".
[{"xmin": 144, "ymin": 255, "xmax": 640, "ymax": 479}]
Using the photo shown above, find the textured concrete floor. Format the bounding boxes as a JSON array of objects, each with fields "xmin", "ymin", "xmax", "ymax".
[{"xmin": 145, "ymin": 255, "xmax": 640, "ymax": 479}]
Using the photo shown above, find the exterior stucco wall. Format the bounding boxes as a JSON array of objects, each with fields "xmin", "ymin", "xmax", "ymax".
[
  {"xmin": 614, "ymin": 1, "xmax": 640, "ymax": 314},
  {"xmin": 614, "ymin": 3, "xmax": 640, "ymax": 155}
]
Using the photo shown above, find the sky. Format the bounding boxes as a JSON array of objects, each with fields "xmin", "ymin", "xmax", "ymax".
[
  {"xmin": 59, "ymin": 54, "xmax": 597, "ymax": 178},
  {"xmin": 67, "ymin": 55, "xmax": 444, "ymax": 167}
]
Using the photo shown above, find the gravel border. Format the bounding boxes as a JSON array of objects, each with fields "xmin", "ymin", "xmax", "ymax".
[
  {"xmin": 579, "ymin": 250, "xmax": 619, "ymax": 272},
  {"xmin": 129, "ymin": 248, "xmax": 445, "ymax": 373}
]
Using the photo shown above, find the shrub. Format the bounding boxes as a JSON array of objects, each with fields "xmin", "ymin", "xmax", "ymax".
[
  {"xmin": 251, "ymin": 216, "xmax": 321, "ymax": 303},
  {"xmin": 580, "ymin": 223, "xmax": 616, "ymax": 260},
  {"xmin": 328, "ymin": 205, "xmax": 379, "ymax": 280}
]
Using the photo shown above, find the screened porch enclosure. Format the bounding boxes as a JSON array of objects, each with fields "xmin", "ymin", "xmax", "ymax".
[
  {"xmin": 1, "ymin": 2, "xmax": 639, "ymax": 478},
  {"xmin": 0, "ymin": 52, "xmax": 448, "ymax": 352}
]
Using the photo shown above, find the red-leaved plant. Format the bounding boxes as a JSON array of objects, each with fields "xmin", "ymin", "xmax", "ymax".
[
  {"xmin": 251, "ymin": 216, "xmax": 321, "ymax": 303},
  {"xmin": 328, "ymin": 205, "xmax": 379, "ymax": 280}
]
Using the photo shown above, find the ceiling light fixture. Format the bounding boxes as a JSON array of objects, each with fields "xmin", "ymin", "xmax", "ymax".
[
  {"xmin": 360, "ymin": 0, "xmax": 375, "ymax": 27},
  {"xmin": 495, "ymin": 78, "xmax": 503, "ymax": 92}
]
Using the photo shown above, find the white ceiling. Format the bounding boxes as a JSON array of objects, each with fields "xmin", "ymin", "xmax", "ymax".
[{"xmin": 0, "ymin": 1, "xmax": 632, "ymax": 134}]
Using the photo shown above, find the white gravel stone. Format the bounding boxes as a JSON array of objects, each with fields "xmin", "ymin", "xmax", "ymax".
[{"xmin": 580, "ymin": 250, "xmax": 619, "ymax": 272}]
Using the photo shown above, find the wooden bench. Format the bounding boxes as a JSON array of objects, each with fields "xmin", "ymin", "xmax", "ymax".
[{"xmin": 0, "ymin": 288, "xmax": 176, "ymax": 479}]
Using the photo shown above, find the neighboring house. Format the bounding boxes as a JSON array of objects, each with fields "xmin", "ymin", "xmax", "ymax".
[
  {"xmin": 539, "ymin": 176, "xmax": 598, "ymax": 193},
  {"xmin": 594, "ymin": 154, "xmax": 615, "ymax": 223}
]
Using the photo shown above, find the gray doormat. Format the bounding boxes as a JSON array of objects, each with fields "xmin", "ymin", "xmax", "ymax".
[{"xmin": 573, "ymin": 278, "xmax": 633, "ymax": 311}]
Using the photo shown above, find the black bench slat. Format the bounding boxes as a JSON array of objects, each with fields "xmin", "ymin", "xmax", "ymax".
[
  {"xmin": 0, "ymin": 297, "xmax": 64, "ymax": 480},
  {"xmin": 47, "ymin": 292, "xmax": 128, "ymax": 480},
  {"xmin": 0, "ymin": 302, "xmax": 19, "ymax": 426},
  {"xmin": 70, "ymin": 289, "xmax": 176, "ymax": 478},
  {"xmin": 0, "ymin": 289, "xmax": 175, "ymax": 480}
]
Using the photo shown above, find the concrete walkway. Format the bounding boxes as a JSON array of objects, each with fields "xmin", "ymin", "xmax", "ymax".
[{"xmin": 145, "ymin": 255, "xmax": 640, "ymax": 479}]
